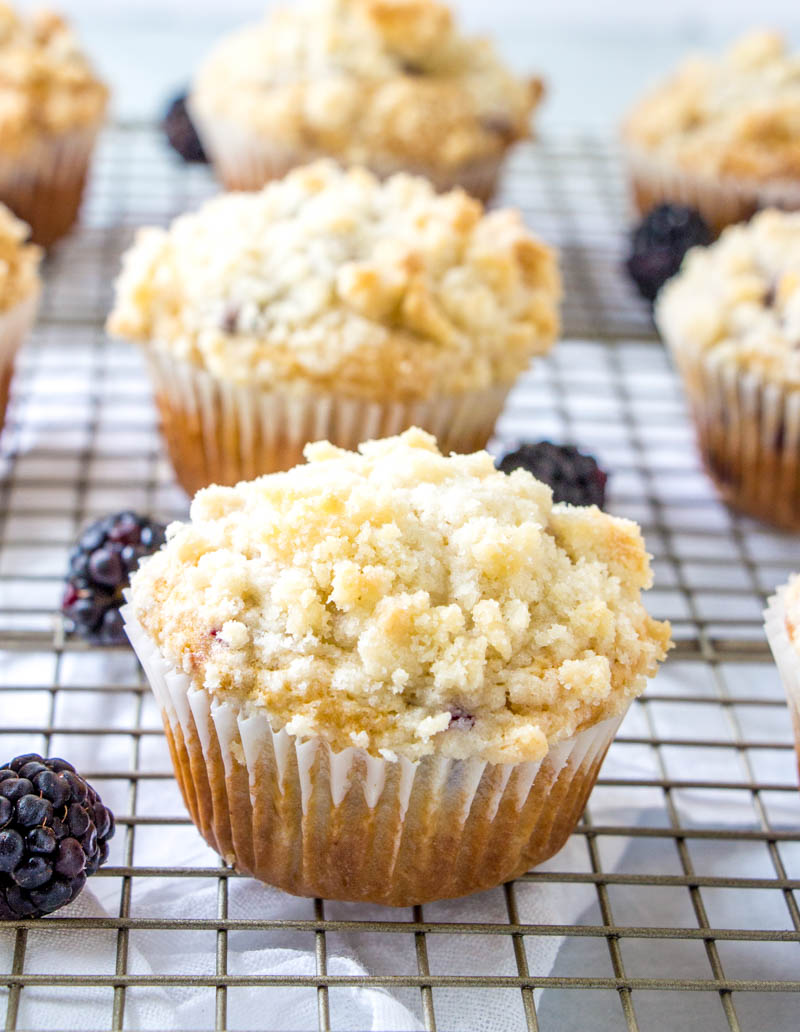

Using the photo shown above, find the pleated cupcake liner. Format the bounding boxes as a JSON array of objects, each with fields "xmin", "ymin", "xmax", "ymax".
[
  {"xmin": 189, "ymin": 102, "xmax": 504, "ymax": 202},
  {"xmin": 0, "ymin": 289, "xmax": 40, "ymax": 432},
  {"xmin": 764, "ymin": 586, "xmax": 800, "ymax": 782},
  {"xmin": 668, "ymin": 340, "xmax": 800, "ymax": 530},
  {"xmin": 0, "ymin": 125, "xmax": 103, "ymax": 247},
  {"xmin": 623, "ymin": 144, "xmax": 800, "ymax": 235},
  {"xmin": 122, "ymin": 603, "xmax": 624, "ymax": 906},
  {"xmin": 143, "ymin": 346, "xmax": 513, "ymax": 494}
]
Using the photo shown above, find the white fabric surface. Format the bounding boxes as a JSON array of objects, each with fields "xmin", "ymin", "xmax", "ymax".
[{"xmin": 1, "ymin": 645, "xmax": 799, "ymax": 1030}]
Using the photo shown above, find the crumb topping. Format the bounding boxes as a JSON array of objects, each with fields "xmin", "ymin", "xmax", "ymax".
[
  {"xmin": 656, "ymin": 209, "xmax": 800, "ymax": 385},
  {"xmin": 108, "ymin": 162, "xmax": 560, "ymax": 400},
  {"xmin": 623, "ymin": 31, "xmax": 800, "ymax": 182},
  {"xmin": 0, "ymin": 203, "xmax": 40, "ymax": 311},
  {"xmin": 0, "ymin": 4, "xmax": 108, "ymax": 155},
  {"xmin": 130, "ymin": 428, "xmax": 671, "ymax": 764},
  {"xmin": 190, "ymin": 0, "xmax": 542, "ymax": 169}
]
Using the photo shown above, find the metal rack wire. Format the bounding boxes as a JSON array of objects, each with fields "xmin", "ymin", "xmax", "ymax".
[{"xmin": 1, "ymin": 125, "xmax": 799, "ymax": 1031}]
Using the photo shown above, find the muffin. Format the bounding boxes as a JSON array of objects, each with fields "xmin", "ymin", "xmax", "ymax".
[
  {"xmin": 189, "ymin": 0, "xmax": 542, "ymax": 201},
  {"xmin": 0, "ymin": 204, "xmax": 41, "ymax": 429},
  {"xmin": 622, "ymin": 31, "xmax": 800, "ymax": 234},
  {"xmin": 122, "ymin": 428, "xmax": 671, "ymax": 905},
  {"xmin": 108, "ymin": 161, "xmax": 560, "ymax": 495},
  {"xmin": 656, "ymin": 209, "xmax": 800, "ymax": 530},
  {"xmin": 0, "ymin": 5, "xmax": 108, "ymax": 246},
  {"xmin": 765, "ymin": 576, "xmax": 800, "ymax": 778}
]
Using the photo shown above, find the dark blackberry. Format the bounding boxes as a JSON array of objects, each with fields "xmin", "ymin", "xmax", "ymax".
[
  {"xmin": 498, "ymin": 441, "xmax": 608, "ymax": 508},
  {"xmin": 61, "ymin": 511, "xmax": 166, "ymax": 645},
  {"xmin": 162, "ymin": 91, "xmax": 208, "ymax": 164},
  {"xmin": 625, "ymin": 203, "xmax": 712, "ymax": 302},
  {"xmin": 0, "ymin": 754, "xmax": 114, "ymax": 920}
]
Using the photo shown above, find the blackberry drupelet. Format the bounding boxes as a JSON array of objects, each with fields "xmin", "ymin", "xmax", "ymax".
[
  {"xmin": 62, "ymin": 511, "xmax": 166, "ymax": 645},
  {"xmin": 626, "ymin": 203, "xmax": 712, "ymax": 302},
  {"xmin": 0, "ymin": 754, "xmax": 114, "ymax": 920},
  {"xmin": 498, "ymin": 441, "xmax": 608, "ymax": 508},
  {"xmin": 162, "ymin": 92, "xmax": 208, "ymax": 164}
]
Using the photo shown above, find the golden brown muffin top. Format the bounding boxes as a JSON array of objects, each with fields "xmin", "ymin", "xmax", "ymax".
[
  {"xmin": 108, "ymin": 162, "xmax": 560, "ymax": 401},
  {"xmin": 131, "ymin": 429, "xmax": 671, "ymax": 764},
  {"xmin": 0, "ymin": 5, "xmax": 108, "ymax": 156}
]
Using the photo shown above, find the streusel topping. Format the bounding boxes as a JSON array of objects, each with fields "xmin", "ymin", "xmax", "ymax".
[
  {"xmin": 108, "ymin": 162, "xmax": 560, "ymax": 400},
  {"xmin": 0, "ymin": 204, "xmax": 40, "ymax": 311},
  {"xmin": 0, "ymin": 5, "xmax": 108, "ymax": 156},
  {"xmin": 656, "ymin": 209, "xmax": 800, "ymax": 384},
  {"xmin": 130, "ymin": 429, "xmax": 671, "ymax": 764},
  {"xmin": 190, "ymin": 0, "xmax": 541, "ymax": 169},
  {"xmin": 624, "ymin": 31, "xmax": 800, "ymax": 181}
]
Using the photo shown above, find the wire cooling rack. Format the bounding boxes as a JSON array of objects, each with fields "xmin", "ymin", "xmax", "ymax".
[{"xmin": 1, "ymin": 125, "xmax": 799, "ymax": 1032}]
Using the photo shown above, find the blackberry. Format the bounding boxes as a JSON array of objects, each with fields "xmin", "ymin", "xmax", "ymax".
[
  {"xmin": 162, "ymin": 91, "xmax": 207, "ymax": 164},
  {"xmin": 0, "ymin": 754, "xmax": 114, "ymax": 920},
  {"xmin": 626, "ymin": 203, "xmax": 712, "ymax": 302},
  {"xmin": 498, "ymin": 441, "xmax": 608, "ymax": 508},
  {"xmin": 61, "ymin": 511, "xmax": 166, "ymax": 644}
]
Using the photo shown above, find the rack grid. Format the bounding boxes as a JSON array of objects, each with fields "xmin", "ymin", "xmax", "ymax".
[{"xmin": 0, "ymin": 125, "xmax": 799, "ymax": 1031}]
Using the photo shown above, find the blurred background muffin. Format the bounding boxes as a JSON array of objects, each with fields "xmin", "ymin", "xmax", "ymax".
[
  {"xmin": 0, "ymin": 204, "xmax": 40, "ymax": 431},
  {"xmin": 656, "ymin": 208, "xmax": 800, "ymax": 530},
  {"xmin": 622, "ymin": 31, "xmax": 800, "ymax": 235},
  {"xmin": 188, "ymin": 0, "xmax": 543, "ymax": 201},
  {"xmin": 108, "ymin": 161, "xmax": 560, "ymax": 494},
  {"xmin": 0, "ymin": 4, "xmax": 108, "ymax": 245}
]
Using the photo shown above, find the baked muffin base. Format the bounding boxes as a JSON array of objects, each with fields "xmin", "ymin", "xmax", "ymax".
[
  {"xmin": 669, "ymin": 341, "xmax": 800, "ymax": 531},
  {"xmin": 123, "ymin": 604, "xmax": 623, "ymax": 906},
  {"xmin": 0, "ymin": 290, "xmax": 40, "ymax": 432},
  {"xmin": 190, "ymin": 105, "xmax": 504, "ymax": 202},
  {"xmin": 145, "ymin": 346, "xmax": 513, "ymax": 495},
  {"xmin": 624, "ymin": 144, "xmax": 800, "ymax": 235},
  {"xmin": 0, "ymin": 126, "xmax": 103, "ymax": 247},
  {"xmin": 764, "ymin": 586, "xmax": 800, "ymax": 783}
]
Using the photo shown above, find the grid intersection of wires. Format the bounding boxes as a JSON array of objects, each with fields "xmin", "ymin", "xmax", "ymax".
[{"xmin": 0, "ymin": 126, "xmax": 798, "ymax": 1032}]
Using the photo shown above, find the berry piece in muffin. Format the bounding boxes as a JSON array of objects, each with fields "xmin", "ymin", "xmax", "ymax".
[
  {"xmin": 498, "ymin": 441, "xmax": 608, "ymax": 508},
  {"xmin": 162, "ymin": 92, "xmax": 208, "ymax": 164},
  {"xmin": 62, "ymin": 512, "xmax": 167, "ymax": 645},
  {"xmin": 0, "ymin": 754, "xmax": 114, "ymax": 919},
  {"xmin": 626, "ymin": 204, "xmax": 712, "ymax": 302}
]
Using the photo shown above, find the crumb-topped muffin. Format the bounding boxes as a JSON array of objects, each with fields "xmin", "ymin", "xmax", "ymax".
[
  {"xmin": 189, "ymin": 0, "xmax": 542, "ymax": 200},
  {"xmin": 0, "ymin": 5, "xmax": 108, "ymax": 245},
  {"xmin": 109, "ymin": 161, "xmax": 560, "ymax": 492},
  {"xmin": 657, "ymin": 209, "xmax": 800, "ymax": 527},
  {"xmin": 123, "ymin": 429, "xmax": 670, "ymax": 903},
  {"xmin": 0, "ymin": 203, "xmax": 41, "ymax": 427},
  {"xmin": 623, "ymin": 31, "xmax": 800, "ymax": 233}
]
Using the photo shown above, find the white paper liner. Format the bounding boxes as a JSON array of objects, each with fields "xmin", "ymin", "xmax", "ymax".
[
  {"xmin": 143, "ymin": 345, "xmax": 514, "ymax": 494},
  {"xmin": 667, "ymin": 338, "xmax": 800, "ymax": 530},
  {"xmin": 0, "ymin": 288, "xmax": 40, "ymax": 430},
  {"xmin": 189, "ymin": 102, "xmax": 504, "ymax": 201},
  {"xmin": 122, "ymin": 603, "xmax": 624, "ymax": 905},
  {"xmin": 0, "ymin": 125, "xmax": 102, "ymax": 246},
  {"xmin": 764, "ymin": 585, "xmax": 800, "ymax": 779},
  {"xmin": 623, "ymin": 143, "xmax": 800, "ymax": 234}
]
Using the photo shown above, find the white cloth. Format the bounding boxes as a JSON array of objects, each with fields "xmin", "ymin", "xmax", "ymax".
[{"xmin": 1, "ymin": 642, "xmax": 798, "ymax": 1030}]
